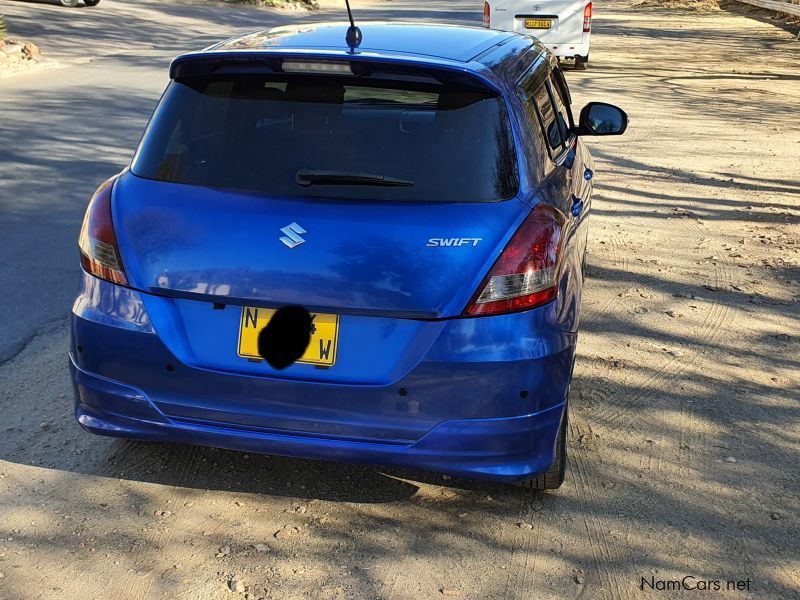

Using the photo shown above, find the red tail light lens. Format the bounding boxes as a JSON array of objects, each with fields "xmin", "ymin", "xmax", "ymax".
[
  {"xmin": 465, "ymin": 204, "xmax": 565, "ymax": 316},
  {"xmin": 483, "ymin": 1, "xmax": 490, "ymax": 28},
  {"xmin": 583, "ymin": 2, "xmax": 592, "ymax": 32},
  {"xmin": 78, "ymin": 177, "xmax": 127, "ymax": 286}
]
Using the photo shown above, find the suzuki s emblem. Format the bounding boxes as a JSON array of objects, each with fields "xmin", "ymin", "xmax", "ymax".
[{"xmin": 279, "ymin": 222, "xmax": 307, "ymax": 248}]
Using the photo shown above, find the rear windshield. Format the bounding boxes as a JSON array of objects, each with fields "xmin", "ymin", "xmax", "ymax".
[{"xmin": 131, "ymin": 73, "xmax": 519, "ymax": 203}]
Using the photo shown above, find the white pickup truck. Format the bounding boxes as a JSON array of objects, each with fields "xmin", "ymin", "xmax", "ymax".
[{"xmin": 483, "ymin": 0, "xmax": 592, "ymax": 69}]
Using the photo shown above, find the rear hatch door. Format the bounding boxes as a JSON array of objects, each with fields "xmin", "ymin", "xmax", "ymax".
[{"xmin": 114, "ymin": 174, "xmax": 527, "ymax": 320}]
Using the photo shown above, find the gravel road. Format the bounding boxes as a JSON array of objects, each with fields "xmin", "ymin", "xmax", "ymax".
[{"xmin": 0, "ymin": 1, "xmax": 798, "ymax": 598}]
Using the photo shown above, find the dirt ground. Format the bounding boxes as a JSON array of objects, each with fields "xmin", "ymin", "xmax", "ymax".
[{"xmin": 0, "ymin": 1, "xmax": 798, "ymax": 599}]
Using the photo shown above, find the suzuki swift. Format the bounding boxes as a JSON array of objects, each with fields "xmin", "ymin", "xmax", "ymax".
[{"xmin": 70, "ymin": 22, "xmax": 627, "ymax": 489}]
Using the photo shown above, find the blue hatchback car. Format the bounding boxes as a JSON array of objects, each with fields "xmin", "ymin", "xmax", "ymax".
[{"xmin": 70, "ymin": 22, "xmax": 627, "ymax": 489}]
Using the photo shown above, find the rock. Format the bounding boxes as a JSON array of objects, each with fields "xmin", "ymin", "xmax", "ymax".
[
  {"xmin": 229, "ymin": 578, "xmax": 245, "ymax": 593},
  {"xmin": 517, "ymin": 522, "xmax": 533, "ymax": 530},
  {"xmin": 39, "ymin": 422, "xmax": 50, "ymax": 430},
  {"xmin": 1, "ymin": 42, "xmax": 24, "ymax": 58},
  {"xmin": 441, "ymin": 474, "xmax": 452, "ymax": 481},
  {"xmin": 440, "ymin": 588, "xmax": 460, "ymax": 596},
  {"xmin": 575, "ymin": 574, "xmax": 585, "ymax": 584},
  {"xmin": 770, "ymin": 513, "xmax": 780, "ymax": 520},
  {"xmin": 216, "ymin": 545, "xmax": 231, "ymax": 558},
  {"xmin": 295, "ymin": 505, "xmax": 307, "ymax": 514},
  {"xmin": 253, "ymin": 543, "xmax": 270, "ymax": 553},
  {"xmin": 22, "ymin": 42, "xmax": 41, "ymax": 60},
  {"xmin": 725, "ymin": 456, "xmax": 737, "ymax": 463},
  {"xmin": 457, "ymin": 512, "xmax": 468, "ymax": 519},
  {"xmin": 274, "ymin": 528, "xmax": 293, "ymax": 540}
]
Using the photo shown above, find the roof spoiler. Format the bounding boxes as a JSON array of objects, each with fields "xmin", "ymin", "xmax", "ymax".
[{"xmin": 168, "ymin": 52, "xmax": 504, "ymax": 96}]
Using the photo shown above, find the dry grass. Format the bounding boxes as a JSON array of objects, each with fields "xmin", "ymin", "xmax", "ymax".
[
  {"xmin": 220, "ymin": 0, "xmax": 318, "ymax": 8},
  {"xmin": 635, "ymin": 0, "xmax": 720, "ymax": 9},
  {"xmin": 719, "ymin": 0, "xmax": 800, "ymax": 31},
  {"xmin": 635, "ymin": 0, "xmax": 800, "ymax": 32}
]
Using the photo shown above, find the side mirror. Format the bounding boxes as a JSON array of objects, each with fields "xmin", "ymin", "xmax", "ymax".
[{"xmin": 577, "ymin": 102, "xmax": 628, "ymax": 136}]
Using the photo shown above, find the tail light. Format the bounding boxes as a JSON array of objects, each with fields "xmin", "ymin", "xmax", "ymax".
[
  {"xmin": 583, "ymin": 2, "xmax": 592, "ymax": 32},
  {"xmin": 78, "ymin": 177, "xmax": 127, "ymax": 286},
  {"xmin": 483, "ymin": 1, "xmax": 490, "ymax": 28},
  {"xmin": 465, "ymin": 204, "xmax": 564, "ymax": 316}
]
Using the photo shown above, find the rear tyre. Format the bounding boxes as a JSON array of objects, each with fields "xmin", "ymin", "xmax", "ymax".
[
  {"xmin": 575, "ymin": 54, "xmax": 589, "ymax": 70},
  {"xmin": 60, "ymin": 0, "xmax": 79, "ymax": 6},
  {"xmin": 517, "ymin": 405, "xmax": 568, "ymax": 490},
  {"xmin": 84, "ymin": 0, "xmax": 101, "ymax": 5}
]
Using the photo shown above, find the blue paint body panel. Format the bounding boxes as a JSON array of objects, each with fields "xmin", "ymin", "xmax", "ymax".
[
  {"xmin": 70, "ymin": 23, "xmax": 596, "ymax": 483},
  {"xmin": 112, "ymin": 176, "xmax": 533, "ymax": 320},
  {"xmin": 208, "ymin": 23, "xmax": 515, "ymax": 63},
  {"xmin": 71, "ymin": 275, "xmax": 572, "ymax": 481}
]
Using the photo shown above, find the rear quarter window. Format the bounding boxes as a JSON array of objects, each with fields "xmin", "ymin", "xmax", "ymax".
[
  {"xmin": 534, "ymin": 84, "xmax": 563, "ymax": 151},
  {"xmin": 516, "ymin": 63, "xmax": 573, "ymax": 159}
]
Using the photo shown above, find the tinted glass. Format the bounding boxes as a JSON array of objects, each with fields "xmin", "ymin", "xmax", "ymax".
[
  {"xmin": 132, "ymin": 74, "xmax": 519, "ymax": 203},
  {"xmin": 548, "ymin": 79, "xmax": 572, "ymax": 145},
  {"xmin": 534, "ymin": 84, "xmax": 563, "ymax": 151}
]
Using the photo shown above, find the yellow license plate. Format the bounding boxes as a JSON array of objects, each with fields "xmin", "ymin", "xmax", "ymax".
[
  {"xmin": 237, "ymin": 307, "xmax": 340, "ymax": 366},
  {"xmin": 525, "ymin": 18, "xmax": 552, "ymax": 29}
]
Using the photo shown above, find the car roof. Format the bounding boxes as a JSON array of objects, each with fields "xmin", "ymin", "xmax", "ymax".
[{"xmin": 206, "ymin": 22, "xmax": 523, "ymax": 66}]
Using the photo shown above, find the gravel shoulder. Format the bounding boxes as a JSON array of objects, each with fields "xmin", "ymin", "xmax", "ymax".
[{"xmin": 0, "ymin": 1, "xmax": 798, "ymax": 599}]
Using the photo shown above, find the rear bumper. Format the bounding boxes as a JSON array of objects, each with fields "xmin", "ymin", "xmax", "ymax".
[
  {"xmin": 70, "ymin": 274, "xmax": 576, "ymax": 482},
  {"xmin": 71, "ymin": 354, "xmax": 566, "ymax": 482},
  {"xmin": 545, "ymin": 40, "xmax": 590, "ymax": 59},
  {"xmin": 492, "ymin": 16, "xmax": 591, "ymax": 58}
]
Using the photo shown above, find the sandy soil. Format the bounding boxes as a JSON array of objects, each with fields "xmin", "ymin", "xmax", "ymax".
[{"xmin": 0, "ymin": 1, "xmax": 798, "ymax": 599}]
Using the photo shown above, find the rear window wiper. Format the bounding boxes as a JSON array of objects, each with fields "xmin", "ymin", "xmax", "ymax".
[{"xmin": 296, "ymin": 169, "xmax": 414, "ymax": 188}]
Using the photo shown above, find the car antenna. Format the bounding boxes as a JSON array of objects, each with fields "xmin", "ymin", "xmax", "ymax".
[{"xmin": 344, "ymin": 0, "xmax": 362, "ymax": 52}]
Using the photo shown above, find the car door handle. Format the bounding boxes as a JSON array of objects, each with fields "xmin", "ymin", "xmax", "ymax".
[{"xmin": 571, "ymin": 196, "xmax": 584, "ymax": 217}]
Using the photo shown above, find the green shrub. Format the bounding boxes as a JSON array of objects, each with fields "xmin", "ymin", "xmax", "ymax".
[{"xmin": 0, "ymin": 15, "xmax": 7, "ymax": 42}]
